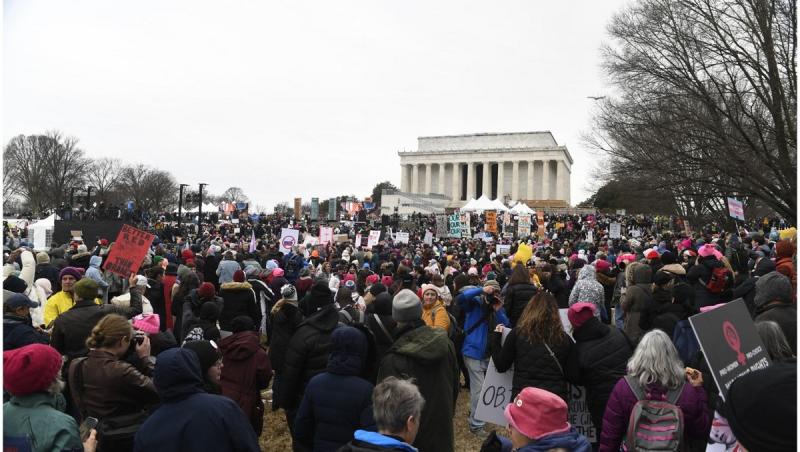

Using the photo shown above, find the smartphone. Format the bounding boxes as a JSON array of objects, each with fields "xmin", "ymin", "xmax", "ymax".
[{"xmin": 79, "ymin": 417, "xmax": 99, "ymax": 441}]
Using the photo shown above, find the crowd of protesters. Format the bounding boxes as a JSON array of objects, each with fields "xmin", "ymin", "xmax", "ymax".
[{"xmin": 2, "ymin": 210, "xmax": 797, "ymax": 452}]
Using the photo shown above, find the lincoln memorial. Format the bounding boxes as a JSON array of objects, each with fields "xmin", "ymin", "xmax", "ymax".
[{"xmin": 398, "ymin": 131, "xmax": 572, "ymax": 208}]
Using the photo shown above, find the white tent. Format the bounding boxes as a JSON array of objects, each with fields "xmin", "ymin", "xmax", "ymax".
[
  {"xmin": 462, "ymin": 196, "xmax": 508, "ymax": 212},
  {"xmin": 27, "ymin": 214, "xmax": 58, "ymax": 251},
  {"xmin": 185, "ymin": 203, "xmax": 218, "ymax": 213},
  {"xmin": 489, "ymin": 198, "xmax": 510, "ymax": 212},
  {"xmin": 510, "ymin": 202, "xmax": 534, "ymax": 215},
  {"xmin": 460, "ymin": 198, "xmax": 479, "ymax": 211}
]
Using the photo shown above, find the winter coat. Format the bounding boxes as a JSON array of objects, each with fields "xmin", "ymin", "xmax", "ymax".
[
  {"xmin": 503, "ymin": 282, "xmax": 538, "ymax": 327},
  {"xmin": 337, "ymin": 430, "xmax": 417, "ymax": 452},
  {"xmin": 732, "ymin": 257, "xmax": 776, "ymax": 315},
  {"xmin": 566, "ymin": 317, "xmax": 632, "ymax": 433},
  {"xmin": 162, "ymin": 273, "xmax": 177, "ymax": 330},
  {"xmin": 218, "ymin": 281, "xmax": 260, "ymax": 332},
  {"xmin": 756, "ymin": 303, "xmax": 797, "ymax": 355},
  {"xmin": 133, "ymin": 348, "xmax": 260, "ymax": 452},
  {"xmin": 180, "ymin": 290, "xmax": 224, "ymax": 340},
  {"xmin": 295, "ymin": 327, "xmax": 376, "ymax": 452},
  {"xmin": 3, "ymin": 392, "xmax": 82, "ymax": 452},
  {"xmin": 19, "ymin": 251, "xmax": 48, "ymax": 325},
  {"xmin": 3, "ymin": 314, "xmax": 49, "ymax": 351},
  {"xmin": 458, "ymin": 287, "xmax": 510, "ymax": 360},
  {"xmin": 43, "ymin": 290, "xmax": 101, "ymax": 327},
  {"xmin": 216, "ymin": 259, "xmax": 241, "ymax": 285},
  {"xmin": 568, "ymin": 266, "xmax": 605, "ymax": 318},
  {"xmin": 599, "ymin": 378, "xmax": 712, "ymax": 452},
  {"xmin": 203, "ymin": 253, "xmax": 220, "ymax": 288},
  {"xmin": 269, "ymin": 300, "xmax": 304, "ymax": 375},
  {"xmin": 595, "ymin": 269, "xmax": 617, "ymax": 317},
  {"xmin": 686, "ymin": 256, "xmax": 730, "ymax": 308},
  {"xmin": 85, "ymin": 255, "xmax": 108, "ymax": 290},
  {"xmin": 68, "ymin": 349, "xmax": 159, "ymax": 420},
  {"xmin": 421, "ymin": 300, "xmax": 450, "ymax": 332},
  {"xmin": 68, "ymin": 252, "xmax": 91, "ymax": 270},
  {"xmin": 490, "ymin": 328, "xmax": 573, "ymax": 402},
  {"xmin": 547, "ymin": 271, "xmax": 570, "ymax": 308},
  {"xmin": 775, "ymin": 256, "xmax": 796, "ymax": 300},
  {"xmin": 511, "ymin": 428, "xmax": 592, "ymax": 452},
  {"xmin": 35, "ymin": 263, "xmax": 61, "ymax": 294},
  {"xmin": 377, "ymin": 322, "xmax": 459, "ymax": 452},
  {"xmin": 248, "ymin": 277, "xmax": 274, "ymax": 333},
  {"xmin": 620, "ymin": 263, "xmax": 652, "ymax": 344},
  {"xmin": 220, "ymin": 331, "xmax": 272, "ymax": 435},
  {"xmin": 145, "ymin": 278, "xmax": 166, "ymax": 331},
  {"xmin": 365, "ymin": 312, "xmax": 397, "ymax": 364},
  {"xmin": 279, "ymin": 304, "xmax": 340, "ymax": 411}
]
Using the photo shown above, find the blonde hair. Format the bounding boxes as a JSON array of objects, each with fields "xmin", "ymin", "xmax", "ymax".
[{"xmin": 86, "ymin": 314, "xmax": 133, "ymax": 349}]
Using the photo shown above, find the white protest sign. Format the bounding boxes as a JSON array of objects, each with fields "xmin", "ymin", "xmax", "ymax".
[
  {"xmin": 609, "ymin": 222, "xmax": 621, "ymax": 239},
  {"xmin": 33, "ymin": 227, "xmax": 47, "ymax": 251},
  {"xmin": 234, "ymin": 227, "xmax": 240, "ymax": 234},
  {"xmin": 423, "ymin": 230, "xmax": 433, "ymax": 246},
  {"xmin": 354, "ymin": 233, "xmax": 362, "ymax": 249},
  {"xmin": 727, "ymin": 197, "xmax": 745, "ymax": 221},
  {"xmin": 279, "ymin": 228, "xmax": 299, "ymax": 255},
  {"xmin": 367, "ymin": 230, "xmax": 381, "ymax": 249},
  {"xmin": 395, "ymin": 232, "xmax": 410, "ymax": 244},
  {"xmin": 496, "ymin": 244, "xmax": 511, "ymax": 256},
  {"xmin": 319, "ymin": 226, "xmax": 334, "ymax": 245}
]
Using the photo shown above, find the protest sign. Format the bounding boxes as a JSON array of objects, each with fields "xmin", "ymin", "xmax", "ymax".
[
  {"xmin": 461, "ymin": 213, "xmax": 471, "ymax": 239},
  {"xmin": 689, "ymin": 299, "xmax": 771, "ymax": 399},
  {"xmin": 319, "ymin": 226, "xmax": 333, "ymax": 245},
  {"xmin": 354, "ymin": 233, "xmax": 362, "ymax": 249},
  {"xmin": 535, "ymin": 211, "xmax": 545, "ymax": 237},
  {"xmin": 279, "ymin": 228, "xmax": 299, "ymax": 254},
  {"xmin": 436, "ymin": 214, "xmax": 449, "ymax": 238},
  {"xmin": 449, "ymin": 213, "xmax": 461, "ymax": 238},
  {"xmin": 568, "ymin": 385, "xmax": 597, "ymax": 442},
  {"xmin": 233, "ymin": 227, "xmax": 240, "ymax": 234},
  {"xmin": 333, "ymin": 234, "xmax": 349, "ymax": 243},
  {"xmin": 367, "ymin": 230, "xmax": 381, "ymax": 249},
  {"xmin": 395, "ymin": 232, "xmax": 410, "ymax": 244},
  {"xmin": 485, "ymin": 210, "xmax": 497, "ymax": 233},
  {"xmin": 496, "ymin": 244, "xmax": 511, "ymax": 256},
  {"xmin": 503, "ymin": 211, "xmax": 511, "ymax": 226},
  {"xmin": 518, "ymin": 214, "xmax": 531, "ymax": 237},
  {"xmin": 727, "ymin": 197, "xmax": 745, "ymax": 221},
  {"xmin": 609, "ymin": 222, "xmax": 621, "ymax": 239},
  {"xmin": 423, "ymin": 230, "xmax": 433, "ymax": 246},
  {"xmin": 103, "ymin": 224, "xmax": 155, "ymax": 276},
  {"xmin": 294, "ymin": 198, "xmax": 302, "ymax": 220}
]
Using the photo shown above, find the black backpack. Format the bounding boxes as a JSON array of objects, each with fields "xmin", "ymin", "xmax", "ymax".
[{"xmin": 431, "ymin": 306, "xmax": 464, "ymax": 345}]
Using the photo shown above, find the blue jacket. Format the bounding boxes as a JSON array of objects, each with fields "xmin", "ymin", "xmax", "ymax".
[
  {"xmin": 295, "ymin": 326, "xmax": 376, "ymax": 452},
  {"xmin": 133, "ymin": 348, "xmax": 260, "ymax": 452},
  {"xmin": 345, "ymin": 430, "xmax": 418, "ymax": 452},
  {"xmin": 85, "ymin": 255, "xmax": 108, "ymax": 289},
  {"xmin": 457, "ymin": 287, "xmax": 509, "ymax": 360},
  {"xmin": 515, "ymin": 428, "xmax": 592, "ymax": 452}
]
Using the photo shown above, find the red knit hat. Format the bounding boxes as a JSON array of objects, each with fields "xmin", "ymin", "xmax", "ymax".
[
  {"xmin": 181, "ymin": 249, "xmax": 194, "ymax": 260},
  {"xmin": 366, "ymin": 274, "xmax": 379, "ymax": 285},
  {"xmin": 568, "ymin": 302, "xmax": 596, "ymax": 330},
  {"xmin": 381, "ymin": 275, "xmax": 393, "ymax": 287},
  {"xmin": 233, "ymin": 270, "xmax": 246, "ymax": 283},
  {"xmin": 645, "ymin": 249, "xmax": 660, "ymax": 260},
  {"xmin": 504, "ymin": 387, "xmax": 571, "ymax": 440},
  {"xmin": 594, "ymin": 259, "xmax": 611, "ymax": 273},
  {"xmin": 198, "ymin": 282, "xmax": 216, "ymax": 299},
  {"xmin": 4, "ymin": 344, "xmax": 63, "ymax": 396},
  {"xmin": 776, "ymin": 240, "xmax": 794, "ymax": 259}
]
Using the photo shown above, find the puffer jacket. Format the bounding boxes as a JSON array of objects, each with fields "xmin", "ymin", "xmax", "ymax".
[
  {"xmin": 294, "ymin": 327, "xmax": 376, "ymax": 452},
  {"xmin": 490, "ymin": 327, "xmax": 573, "ymax": 402},
  {"xmin": 568, "ymin": 265, "xmax": 605, "ymax": 318},
  {"xmin": 218, "ymin": 281, "xmax": 260, "ymax": 332},
  {"xmin": 269, "ymin": 299, "xmax": 304, "ymax": 375},
  {"xmin": 566, "ymin": 317, "xmax": 632, "ymax": 434},
  {"xmin": 220, "ymin": 331, "xmax": 272, "ymax": 435},
  {"xmin": 85, "ymin": 255, "xmax": 108, "ymax": 290},
  {"xmin": 278, "ymin": 304, "xmax": 340, "ymax": 411},
  {"xmin": 503, "ymin": 282, "xmax": 538, "ymax": 327},
  {"xmin": 620, "ymin": 263, "xmax": 652, "ymax": 344},
  {"xmin": 3, "ymin": 314, "xmax": 49, "ymax": 351}
]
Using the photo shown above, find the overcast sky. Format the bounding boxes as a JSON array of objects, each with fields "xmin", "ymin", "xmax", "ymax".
[{"xmin": 4, "ymin": 0, "xmax": 628, "ymax": 211}]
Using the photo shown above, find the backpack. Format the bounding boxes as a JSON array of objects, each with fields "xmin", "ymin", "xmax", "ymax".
[
  {"xmin": 286, "ymin": 254, "xmax": 303, "ymax": 276},
  {"xmin": 624, "ymin": 375, "xmax": 685, "ymax": 452},
  {"xmin": 704, "ymin": 266, "xmax": 730, "ymax": 294},
  {"xmin": 672, "ymin": 319, "xmax": 700, "ymax": 366},
  {"xmin": 431, "ymin": 306, "xmax": 464, "ymax": 344},
  {"xmin": 339, "ymin": 307, "xmax": 365, "ymax": 325}
]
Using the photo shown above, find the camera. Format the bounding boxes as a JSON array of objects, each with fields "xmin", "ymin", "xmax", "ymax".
[{"xmin": 134, "ymin": 331, "xmax": 146, "ymax": 345}]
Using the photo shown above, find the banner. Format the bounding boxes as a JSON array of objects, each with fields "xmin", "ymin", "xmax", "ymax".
[
  {"xmin": 436, "ymin": 214, "xmax": 449, "ymax": 238},
  {"xmin": 518, "ymin": 214, "xmax": 531, "ymax": 237},
  {"xmin": 294, "ymin": 198, "xmax": 302, "ymax": 220},
  {"xmin": 461, "ymin": 212, "xmax": 471, "ymax": 239},
  {"xmin": 423, "ymin": 230, "xmax": 433, "ymax": 246},
  {"xmin": 449, "ymin": 213, "xmax": 461, "ymax": 238},
  {"xmin": 319, "ymin": 226, "xmax": 333, "ymax": 245},
  {"xmin": 609, "ymin": 222, "xmax": 621, "ymax": 239},
  {"xmin": 689, "ymin": 299, "xmax": 770, "ymax": 399},
  {"xmin": 103, "ymin": 224, "xmax": 156, "ymax": 277},
  {"xmin": 334, "ymin": 234, "xmax": 349, "ymax": 243},
  {"xmin": 367, "ymin": 230, "xmax": 381, "ymax": 249},
  {"xmin": 311, "ymin": 198, "xmax": 319, "ymax": 220},
  {"xmin": 485, "ymin": 210, "xmax": 497, "ymax": 233},
  {"xmin": 395, "ymin": 232, "xmax": 410, "ymax": 244},
  {"xmin": 727, "ymin": 197, "xmax": 745, "ymax": 221},
  {"xmin": 328, "ymin": 197, "xmax": 337, "ymax": 220},
  {"xmin": 279, "ymin": 228, "xmax": 299, "ymax": 255}
]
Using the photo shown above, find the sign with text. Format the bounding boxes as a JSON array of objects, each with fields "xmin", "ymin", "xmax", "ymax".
[
  {"xmin": 496, "ymin": 244, "xmax": 511, "ymax": 256},
  {"xmin": 279, "ymin": 228, "xmax": 299, "ymax": 255},
  {"xmin": 449, "ymin": 213, "xmax": 461, "ymax": 238},
  {"xmin": 354, "ymin": 233, "xmax": 362, "ymax": 249},
  {"xmin": 423, "ymin": 230, "xmax": 433, "ymax": 246},
  {"xmin": 609, "ymin": 222, "xmax": 621, "ymax": 239},
  {"xmin": 103, "ymin": 224, "xmax": 155, "ymax": 277},
  {"xmin": 518, "ymin": 214, "xmax": 531, "ymax": 237},
  {"xmin": 727, "ymin": 197, "xmax": 745, "ymax": 221},
  {"xmin": 436, "ymin": 214, "xmax": 449, "ymax": 238},
  {"xmin": 689, "ymin": 299, "xmax": 770, "ymax": 400},
  {"xmin": 535, "ymin": 211, "xmax": 545, "ymax": 237},
  {"xmin": 319, "ymin": 226, "xmax": 333, "ymax": 245},
  {"xmin": 367, "ymin": 230, "xmax": 381, "ymax": 249},
  {"xmin": 395, "ymin": 232, "xmax": 410, "ymax": 244},
  {"xmin": 294, "ymin": 198, "xmax": 302, "ymax": 220},
  {"xmin": 485, "ymin": 210, "xmax": 498, "ymax": 233},
  {"xmin": 461, "ymin": 213, "xmax": 471, "ymax": 239}
]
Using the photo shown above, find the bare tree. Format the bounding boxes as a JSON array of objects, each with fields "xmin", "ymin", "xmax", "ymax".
[
  {"xmin": 219, "ymin": 186, "xmax": 249, "ymax": 203},
  {"xmin": 86, "ymin": 157, "xmax": 122, "ymax": 204},
  {"xmin": 588, "ymin": 0, "xmax": 797, "ymax": 223},
  {"xmin": 117, "ymin": 164, "xmax": 177, "ymax": 212}
]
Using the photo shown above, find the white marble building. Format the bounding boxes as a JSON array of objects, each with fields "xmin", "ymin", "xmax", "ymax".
[{"xmin": 398, "ymin": 131, "xmax": 572, "ymax": 208}]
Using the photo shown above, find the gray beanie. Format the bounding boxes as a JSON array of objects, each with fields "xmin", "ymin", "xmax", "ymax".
[
  {"xmin": 754, "ymin": 271, "xmax": 793, "ymax": 308},
  {"xmin": 392, "ymin": 289, "xmax": 422, "ymax": 323}
]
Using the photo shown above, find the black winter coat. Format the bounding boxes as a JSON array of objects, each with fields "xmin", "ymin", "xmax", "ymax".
[
  {"xmin": 269, "ymin": 301, "xmax": 304, "ymax": 375},
  {"xmin": 503, "ymin": 283, "xmax": 538, "ymax": 327},
  {"xmin": 3, "ymin": 315, "xmax": 48, "ymax": 351},
  {"xmin": 218, "ymin": 282, "xmax": 260, "ymax": 332},
  {"xmin": 35, "ymin": 263, "xmax": 61, "ymax": 293},
  {"xmin": 145, "ymin": 279, "xmax": 166, "ymax": 332},
  {"xmin": 566, "ymin": 317, "xmax": 632, "ymax": 433},
  {"xmin": 547, "ymin": 273, "xmax": 570, "ymax": 309},
  {"xmin": 180, "ymin": 291, "xmax": 224, "ymax": 341},
  {"xmin": 279, "ymin": 304, "xmax": 340, "ymax": 411},
  {"xmin": 732, "ymin": 258, "xmax": 776, "ymax": 315},
  {"xmin": 687, "ymin": 257, "xmax": 730, "ymax": 308},
  {"xmin": 756, "ymin": 303, "xmax": 797, "ymax": 355},
  {"xmin": 490, "ymin": 328, "xmax": 573, "ymax": 402}
]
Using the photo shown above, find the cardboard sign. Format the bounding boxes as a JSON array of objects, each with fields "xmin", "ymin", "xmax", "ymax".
[
  {"xmin": 395, "ymin": 232, "xmax": 410, "ymax": 244},
  {"xmin": 367, "ymin": 230, "xmax": 381, "ymax": 249},
  {"xmin": 609, "ymin": 222, "xmax": 621, "ymax": 239},
  {"xmin": 334, "ymin": 234, "xmax": 349, "ymax": 243},
  {"xmin": 436, "ymin": 214, "xmax": 449, "ymax": 238},
  {"xmin": 518, "ymin": 214, "xmax": 531, "ymax": 237},
  {"xmin": 423, "ymin": 230, "xmax": 433, "ymax": 246},
  {"xmin": 689, "ymin": 299, "xmax": 771, "ymax": 400},
  {"xmin": 103, "ymin": 224, "xmax": 155, "ymax": 276},
  {"xmin": 449, "ymin": 213, "xmax": 461, "ymax": 238},
  {"xmin": 319, "ymin": 226, "xmax": 333, "ymax": 245},
  {"xmin": 279, "ymin": 228, "xmax": 299, "ymax": 255},
  {"xmin": 503, "ymin": 211, "xmax": 511, "ymax": 226},
  {"xmin": 461, "ymin": 213, "xmax": 471, "ymax": 239},
  {"xmin": 616, "ymin": 209, "xmax": 626, "ymax": 215},
  {"xmin": 485, "ymin": 210, "xmax": 498, "ymax": 233},
  {"xmin": 727, "ymin": 197, "xmax": 745, "ymax": 221}
]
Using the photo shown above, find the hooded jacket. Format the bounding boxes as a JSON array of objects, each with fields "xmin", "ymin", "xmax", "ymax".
[
  {"xmin": 732, "ymin": 257, "xmax": 776, "ymax": 315},
  {"xmin": 85, "ymin": 255, "xmax": 108, "ymax": 289},
  {"xmin": 458, "ymin": 286, "xmax": 510, "ymax": 360},
  {"xmin": 269, "ymin": 298, "xmax": 304, "ymax": 375},
  {"xmin": 220, "ymin": 331, "xmax": 272, "ymax": 435},
  {"xmin": 515, "ymin": 428, "xmax": 592, "ymax": 452},
  {"xmin": 218, "ymin": 281, "xmax": 260, "ymax": 332},
  {"xmin": 295, "ymin": 327, "xmax": 377, "ymax": 452},
  {"xmin": 133, "ymin": 348, "xmax": 260, "ymax": 452},
  {"xmin": 568, "ymin": 266, "xmax": 605, "ymax": 318},
  {"xmin": 279, "ymin": 304, "xmax": 340, "ymax": 411},
  {"xmin": 620, "ymin": 263, "xmax": 652, "ymax": 344},
  {"xmin": 503, "ymin": 281, "xmax": 538, "ymax": 328},
  {"xmin": 4, "ymin": 392, "xmax": 82, "ymax": 452},
  {"xmin": 377, "ymin": 322, "xmax": 459, "ymax": 452}
]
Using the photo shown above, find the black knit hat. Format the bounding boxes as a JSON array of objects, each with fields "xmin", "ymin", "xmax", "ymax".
[
  {"xmin": 182, "ymin": 340, "xmax": 221, "ymax": 375},
  {"xmin": 660, "ymin": 251, "xmax": 676, "ymax": 265},
  {"xmin": 724, "ymin": 363, "xmax": 796, "ymax": 452},
  {"xmin": 3, "ymin": 275, "xmax": 27, "ymax": 294},
  {"xmin": 309, "ymin": 280, "xmax": 333, "ymax": 311},
  {"xmin": 368, "ymin": 283, "xmax": 387, "ymax": 297},
  {"xmin": 231, "ymin": 316, "xmax": 255, "ymax": 333}
]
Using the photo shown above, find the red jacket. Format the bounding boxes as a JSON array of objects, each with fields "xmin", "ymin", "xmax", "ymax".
[
  {"xmin": 162, "ymin": 274, "xmax": 177, "ymax": 330},
  {"xmin": 220, "ymin": 331, "xmax": 272, "ymax": 435}
]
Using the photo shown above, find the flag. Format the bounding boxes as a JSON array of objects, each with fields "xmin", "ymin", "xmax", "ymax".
[{"xmin": 249, "ymin": 230, "xmax": 257, "ymax": 253}]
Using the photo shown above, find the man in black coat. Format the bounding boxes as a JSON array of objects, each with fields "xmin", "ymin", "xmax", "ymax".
[
  {"xmin": 753, "ymin": 271, "xmax": 797, "ymax": 355},
  {"xmin": 3, "ymin": 292, "xmax": 49, "ymax": 351}
]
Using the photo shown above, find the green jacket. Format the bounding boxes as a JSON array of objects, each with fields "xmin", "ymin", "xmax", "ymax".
[{"xmin": 4, "ymin": 392, "xmax": 82, "ymax": 452}]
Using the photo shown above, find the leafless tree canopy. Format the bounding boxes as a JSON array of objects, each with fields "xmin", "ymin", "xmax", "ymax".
[{"xmin": 588, "ymin": 0, "xmax": 796, "ymax": 223}]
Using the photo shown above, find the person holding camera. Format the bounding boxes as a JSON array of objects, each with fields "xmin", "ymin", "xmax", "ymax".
[{"xmin": 456, "ymin": 278, "xmax": 510, "ymax": 438}]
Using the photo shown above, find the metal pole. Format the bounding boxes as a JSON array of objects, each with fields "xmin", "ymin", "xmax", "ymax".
[
  {"xmin": 178, "ymin": 184, "xmax": 188, "ymax": 232},
  {"xmin": 198, "ymin": 183, "xmax": 207, "ymax": 226},
  {"xmin": 86, "ymin": 186, "xmax": 94, "ymax": 208}
]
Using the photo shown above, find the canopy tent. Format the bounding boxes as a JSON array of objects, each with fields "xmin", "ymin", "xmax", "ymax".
[
  {"xmin": 26, "ymin": 214, "xmax": 58, "ymax": 251},
  {"xmin": 489, "ymin": 198, "xmax": 509, "ymax": 212},
  {"xmin": 509, "ymin": 202, "xmax": 535, "ymax": 215},
  {"xmin": 461, "ymin": 195, "xmax": 508, "ymax": 212},
  {"xmin": 185, "ymin": 203, "xmax": 218, "ymax": 213},
  {"xmin": 460, "ymin": 198, "xmax": 479, "ymax": 211}
]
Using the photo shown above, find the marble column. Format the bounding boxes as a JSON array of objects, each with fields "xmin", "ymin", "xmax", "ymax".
[
  {"xmin": 511, "ymin": 161, "xmax": 519, "ymax": 201},
  {"xmin": 496, "ymin": 162, "xmax": 505, "ymax": 201},
  {"xmin": 400, "ymin": 164, "xmax": 409, "ymax": 192},
  {"xmin": 482, "ymin": 161, "xmax": 491, "ymax": 198},
  {"xmin": 542, "ymin": 160, "xmax": 551, "ymax": 200},
  {"xmin": 424, "ymin": 163, "xmax": 432, "ymax": 194},
  {"xmin": 527, "ymin": 161, "xmax": 535, "ymax": 199},
  {"xmin": 411, "ymin": 164, "xmax": 419, "ymax": 194},
  {"xmin": 437, "ymin": 163, "xmax": 446, "ymax": 195},
  {"xmin": 451, "ymin": 163, "xmax": 460, "ymax": 200},
  {"xmin": 466, "ymin": 162, "xmax": 476, "ymax": 200}
]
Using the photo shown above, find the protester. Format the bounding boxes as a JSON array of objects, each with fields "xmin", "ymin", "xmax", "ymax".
[
  {"xmin": 365, "ymin": 291, "xmax": 397, "ymax": 362},
  {"xmin": 43, "ymin": 267, "xmax": 100, "ymax": 326},
  {"xmin": 3, "ymin": 292, "xmax": 48, "ymax": 350},
  {"xmin": 216, "ymin": 251, "xmax": 241, "ymax": 284},
  {"xmin": 753, "ymin": 271, "xmax": 797, "ymax": 355},
  {"xmin": 620, "ymin": 261, "xmax": 652, "ymax": 344},
  {"xmin": 420, "ymin": 283, "xmax": 450, "ymax": 332},
  {"xmin": 183, "ymin": 339, "xmax": 223, "ymax": 394},
  {"xmin": 500, "ymin": 263, "xmax": 538, "ymax": 327},
  {"xmin": 219, "ymin": 269, "xmax": 260, "ymax": 333},
  {"xmin": 270, "ymin": 284, "xmax": 304, "ymax": 410},
  {"xmin": 568, "ymin": 264, "xmax": 605, "ymax": 318},
  {"xmin": 755, "ymin": 320, "xmax": 795, "ymax": 362},
  {"xmin": 181, "ymin": 281, "xmax": 224, "ymax": 341}
]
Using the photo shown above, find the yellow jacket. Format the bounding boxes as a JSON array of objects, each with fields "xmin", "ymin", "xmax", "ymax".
[
  {"xmin": 422, "ymin": 300, "xmax": 450, "ymax": 333},
  {"xmin": 44, "ymin": 291, "xmax": 101, "ymax": 326}
]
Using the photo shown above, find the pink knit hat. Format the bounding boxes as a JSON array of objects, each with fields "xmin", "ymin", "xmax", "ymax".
[
  {"xmin": 698, "ymin": 244, "xmax": 722, "ymax": 259},
  {"xmin": 381, "ymin": 275, "xmax": 393, "ymax": 287},
  {"xmin": 504, "ymin": 387, "xmax": 571, "ymax": 440},
  {"xmin": 133, "ymin": 313, "xmax": 160, "ymax": 334},
  {"xmin": 420, "ymin": 284, "xmax": 438, "ymax": 297},
  {"xmin": 272, "ymin": 268, "xmax": 285, "ymax": 277}
]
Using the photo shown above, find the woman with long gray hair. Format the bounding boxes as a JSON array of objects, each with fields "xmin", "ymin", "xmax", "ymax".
[
  {"xmin": 599, "ymin": 329, "xmax": 712, "ymax": 452},
  {"xmin": 756, "ymin": 320, "xmax": 795, "ymax": 362}
]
